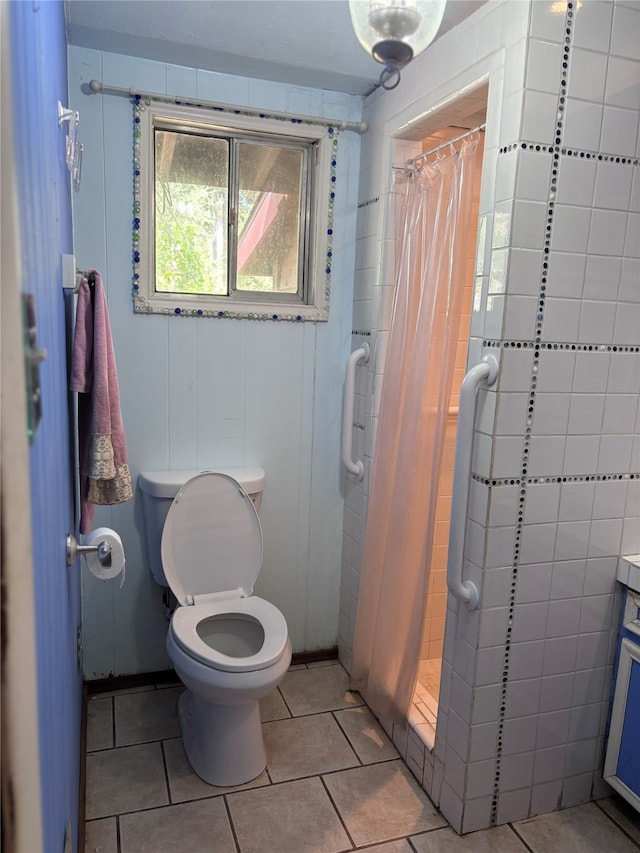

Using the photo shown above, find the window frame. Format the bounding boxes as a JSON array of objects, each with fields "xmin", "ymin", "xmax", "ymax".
[{"xmin": 132, "ymin": 96, "xmax": 338, "ymax": 322}]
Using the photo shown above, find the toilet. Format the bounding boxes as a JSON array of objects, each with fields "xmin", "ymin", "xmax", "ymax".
[{"xmin": 138, "ymin": 468, "xmax": 291, "ymax": 787}]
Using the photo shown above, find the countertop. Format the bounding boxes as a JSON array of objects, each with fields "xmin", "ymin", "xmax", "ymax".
[{"xmin": 617, "ymin": 554, "xmax": 640, "ymax": 593}]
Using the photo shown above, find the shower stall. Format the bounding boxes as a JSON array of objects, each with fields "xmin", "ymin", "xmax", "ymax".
[
  {"xmin": 411, "ymin": 124, "xmax": 486, "ymax": 743},
  {"xmin": 343, "ymin": 90, "xmax": 488, "ymax": 748}
]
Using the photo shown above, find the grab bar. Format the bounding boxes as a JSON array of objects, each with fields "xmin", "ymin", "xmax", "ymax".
[
  {"xmin": 447, "ymin": 354, "xmax": 498, "ymax": 610},
  {"xmin": 342, "ymin": 342, "xmax": 370, "ymax": 480}
]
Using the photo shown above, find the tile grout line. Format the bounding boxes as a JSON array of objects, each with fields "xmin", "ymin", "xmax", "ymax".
[
  {"xmin": 331, "ymin": 709, "xmax": 365, "ymax": 767},
  {"xmin": 318, "ymin": 773, "xmax": 357, "ymax": 851},
  {"xmin": 593, "ymin": 799, "xmax": 640, "ymax": 850},
  {"xmin": 277, "ymin": 702, "xmax": 366, "ymax": 719},
  {"xmin": 262, "ymin": 753, "xmax": 402, "ymax": 790},
  {"xmin": 276, "ymin": 684, "xmax": 295, "ymax": 718},
  {"xmin": 159, "ymin": 739, "xmax": 173, "ymax": 805},
  {"xmin": 89, "ymin": 736, "xmax": 183, "ymax": 753},
  {"xmin": 88, "ymin": 796, "xmax": 220, "ymax": 823},
  {"xmin": 222, "ymin": 794, "xmax": 242, "ymax": 853},
  {"xmin": 507, "ymin": 821, "xmax": 537, "ymax": 853},
  {"xmin": 490, "ymin": 0, "xmax": 576, "ymax": 825}
]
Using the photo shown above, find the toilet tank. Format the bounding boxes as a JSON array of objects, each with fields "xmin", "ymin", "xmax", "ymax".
[{"xmin": 138, "ymin": 467, "xmax": 265, "ymax": 586}]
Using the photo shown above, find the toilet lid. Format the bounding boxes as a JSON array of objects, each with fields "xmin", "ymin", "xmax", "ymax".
[{"xmin": 161, "ymin": 472, "xmax": 262, "ymax": 606}]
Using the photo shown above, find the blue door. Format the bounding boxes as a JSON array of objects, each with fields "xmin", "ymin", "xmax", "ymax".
[{"xmin": 7, "ymin": 2, "xmax": 82, "ymax": 850}]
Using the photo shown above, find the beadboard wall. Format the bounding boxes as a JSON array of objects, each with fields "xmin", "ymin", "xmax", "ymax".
[{"xmin": 69, "ymin": 47, "xmax": 362, "ymax": 677}]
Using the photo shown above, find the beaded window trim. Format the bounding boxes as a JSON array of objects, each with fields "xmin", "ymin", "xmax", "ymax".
[{"xmin": 131, "ymin": 94, "xmax": 339, "ymax": 322}]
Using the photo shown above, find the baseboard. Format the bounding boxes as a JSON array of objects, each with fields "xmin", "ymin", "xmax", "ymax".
[
  {"xmin": 84, "ymin": 648, "xmax": 339, "ymax": 697},
  {"xmin": 85, "ymin": 669, "xmax": 178, "ymax": 695},
  {"xmin": 290, "ymin": 647, "xmax": 338, "ymax": 665},
  {"xmin": 78, "ymin": 683, "xmax": 88, "ymax": 853}
]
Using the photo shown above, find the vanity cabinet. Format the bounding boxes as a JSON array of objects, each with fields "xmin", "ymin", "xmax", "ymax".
[{"xmin": 604, "ymin": 556, "xmax": 640, "ymax": 813}]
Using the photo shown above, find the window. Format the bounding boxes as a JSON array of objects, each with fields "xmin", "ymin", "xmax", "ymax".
[{"xmin": 133, "ymin": 97, "xmax": 338, "ymax": 321}]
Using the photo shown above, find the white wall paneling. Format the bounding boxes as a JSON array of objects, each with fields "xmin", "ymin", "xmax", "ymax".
[{"xmin": 69, "ymin": 47, "xmax": 363, "ymax": 675}]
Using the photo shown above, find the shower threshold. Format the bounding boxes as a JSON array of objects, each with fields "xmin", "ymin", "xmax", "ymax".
[{"xmin": 408, "ymin": 658, "xmax": 441, "ymax": 751}]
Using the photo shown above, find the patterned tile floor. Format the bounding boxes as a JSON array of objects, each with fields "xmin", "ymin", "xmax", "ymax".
[{"xmin": 84, "ymin": 661, "xmax": 640, "ymax": 853}]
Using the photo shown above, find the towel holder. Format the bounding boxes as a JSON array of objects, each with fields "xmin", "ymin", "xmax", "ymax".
[{"xmin": 61, "ymin": 254, "xmax": 95, "ymax": 293}]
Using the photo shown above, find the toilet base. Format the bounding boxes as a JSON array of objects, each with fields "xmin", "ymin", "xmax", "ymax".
[{"xmin": 177, "ymin": 689, "xmax": 267, "ymax": 787}]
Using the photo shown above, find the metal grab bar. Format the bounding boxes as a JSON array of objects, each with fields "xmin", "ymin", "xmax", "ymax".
[
  {"xmin": 342, "ymin": 342, "xmax": 370, "ymax": 480},
  {"xmin": 447, "ymin": 354, "xmax": 498, "ymax": 610}
]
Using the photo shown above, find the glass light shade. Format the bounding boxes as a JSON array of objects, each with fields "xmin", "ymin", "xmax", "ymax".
[{"xmin": 348, "ymin": 0, "xmax": 446, "ymax": 67}]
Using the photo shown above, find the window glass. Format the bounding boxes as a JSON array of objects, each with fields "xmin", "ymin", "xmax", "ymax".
[
  {"xmin": 155, "ymin": 129, "xmax": 229, "ymax": 296},
  {"xmin": 236, "ymin": 141, "xmax": 304, "ymax": 297}
]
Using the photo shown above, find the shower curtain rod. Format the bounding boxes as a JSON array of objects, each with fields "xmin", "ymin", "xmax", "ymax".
[
  {"xmin": 86, "ymin": 79, "xmax": 368, "ymax": 135},
  {"xmin": 395, "ymin": 122, "xmax": 486, "ymax": 170}
]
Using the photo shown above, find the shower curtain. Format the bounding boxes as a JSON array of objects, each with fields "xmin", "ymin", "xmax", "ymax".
[{"xmin": 350, "ymin": 136, "xmax": 479, "ymax": 724}]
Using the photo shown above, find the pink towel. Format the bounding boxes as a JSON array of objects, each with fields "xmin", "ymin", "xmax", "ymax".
[{"xmin": 71, "ymin": 271, "xmax": 133, "ymax": 533}]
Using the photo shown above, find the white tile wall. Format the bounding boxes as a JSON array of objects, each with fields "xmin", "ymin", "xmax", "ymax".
[{"xmin": 340, "ymin": 0, "xmax": 639, "ymax": 835}]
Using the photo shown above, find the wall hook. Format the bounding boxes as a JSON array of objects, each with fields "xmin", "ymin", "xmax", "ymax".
[
  {"xmin": 57, "ymin": 101, "xmax": 75, "ymax": 126},
  {"xmin": 57, "ymin": 101, "xmax": 82, "ymax": 191}
]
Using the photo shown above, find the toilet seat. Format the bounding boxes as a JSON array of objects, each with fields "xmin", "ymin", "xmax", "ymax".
[
  {"xmin": 170, "ymin": 595, "xmax": 289, "ymax": 672},
  {"xmin": 162, "ymin": 471, "xmax": 289, "ymax": 674}
]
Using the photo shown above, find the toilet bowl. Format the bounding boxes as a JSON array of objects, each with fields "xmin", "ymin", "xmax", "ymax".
[{"xmin": 144, "ymin": 470, "xmax": 291, "ymax": 787}]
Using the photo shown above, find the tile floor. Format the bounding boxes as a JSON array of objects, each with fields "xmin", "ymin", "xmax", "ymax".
[
  {"xmin": 417, "ymin": 659, "xmax": 442, "ymax": 702},
  {"xmin": 84, "ymin": 661, "xmax": 640, "ymax": 853},
  {"xmin": 409, "ymin": 660, "xmax": 441, "ymax": 750}
]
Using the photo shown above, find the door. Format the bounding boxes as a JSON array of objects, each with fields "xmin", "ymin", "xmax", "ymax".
[{"xmin": 2, "ymin": 2, "xmax": 83, "ymax": 851}]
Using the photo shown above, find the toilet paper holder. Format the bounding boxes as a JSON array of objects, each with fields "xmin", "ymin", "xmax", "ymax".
[{"xmin": 66, "ymin": 533, "xmax": 112, "ymax": 567}]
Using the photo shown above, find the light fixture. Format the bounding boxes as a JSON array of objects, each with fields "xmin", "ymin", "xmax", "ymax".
[{"xmin": 349, "ymin": 0, "xmax": 446, "ymax": 90}]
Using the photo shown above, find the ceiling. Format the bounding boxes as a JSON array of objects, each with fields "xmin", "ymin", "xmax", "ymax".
[{"xmin": 65, "ymin": 1, "xmax": 487, "ymax": 97}]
